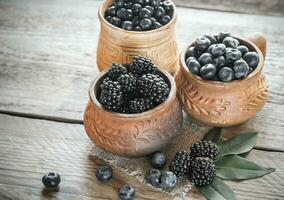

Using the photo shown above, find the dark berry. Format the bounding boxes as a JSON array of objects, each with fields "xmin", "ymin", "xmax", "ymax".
[
  {"xmin": 150, "ymin": 17, "xmax": 156, "ymax": 23},
  {"xmin": 119, "ymin": 185, "xmax": 135, "ymax": 200},
  {"xmin": 213, "ymin": 56, "xmax": 226, "ymax": 69},
  {"xmin": 211, "ymin": 44, "xmax": 226, "ymax": 57},
  {"xmin": 147, "ymin": 168, "xmax": 162, "ymax": 186},
  {"xmin": 140, "ymin": 18, "xmax": 152, "ymax": 30},
  {"xmin": 117, "ymin": 73, "xmax": 137, "ymax": 93},
  {"xmin": 204, "ymin": 34, "xmax": 217, "ymax": 44},
  {"xmin": 200, "ymin": 64, "xmax": 217, "ymax": 80},
  {"xmin": 114, "ymin": 0, "xmax": 125, "ymax": 7},
  {"xmin": 198, "ymin": 53, "xmax": 213, "ymax": 66},
  {"xmin": 96, "ymin": 165, "xmax": 113, "ymax": 181},
  {"xmin": 190, "ymin": 140, "xmax": 220, "ymax": 159},
  {"xmin": 132, "ymin": 16, "xmax": 140, "ymax": 26},
  {"xmin": 124, "ymin": 2, "xmax": 133, "ymax": 9},
  {"xmin": 134, "ymin": 26, "xmax": 142, "ymax": 31},
  {"xmin": 129, "ymin": 97, "xmax": 154, "ymax": 113},
  {"xmin": 151, "ymin": 151, "xmax": 166, "ymax": 168},
  {"xmin": 186, "ymin": 59, "xmax": 201, "ymax": 75},
  {"xmin": 194, "ymin": 37, "xmax": 211, "ymax": 52},
  {"xmin": 130, "ymin": 55, "xmax": 157, "ymax": 75},
  {"xmin": 134, "ymin": 0, "xmax": 145, "ymax": 5},
  {"xmin": 145, "ymin": 5, "xmax": 155, "ymax": 16},
  {"xmin": 139, "ymin": 8, "xmax": 152, "ymax": 18},
  {"xmin": 155, "ymin": 6, "xmax": 166, "ymax": 18},
  {"xmin": 217, "ymin": 31, "xmax": 231, "ymax": 42},
  {"xmin": 42, "ymin": 172, "xmax": 61, "ymax": 188},
  {"xmin": 106, "ymin": 16, "xmax": 112, "ymax": 23},
  {"xmin": 160, "ymin": 171, "xmax": 177, "ymax": 188},
  {"xmin": 110, "ymin": 16, "xmax": 122, "ymax": 27},
  {"xmin": 108, "ymin": 63, "xmax": 127, "ymax": 80},
  {"xmin": 233, "ymin": 59, "xmax": 249, "ymax": 79},
  {"xmin": 152, "ymin": 21, "xmax": 162, "ymax": 29},
  {"xmin": 237, "ymin": 45, "xmax": 249, "ymax": 56},
  {"xmin": 100, "ymin": 80, "xmax": 123, "ymax": 112},
  {"xmin": 223, "ymin": 36, "xmax": 239, "ymax": 49},
  {"xmin": 243, "ymin": 52, "xmax": 259, "ymax": 69},
  {"xmin": 169, "ymin": 151, "xmax": 192, "ymax": 177},
  {"xmin": 122, "ymin": 21, "xmax": 133, "ymax": 30},
  {"xmin": 225, "ymin": 48, "xmax": 242, "ymax": 63},
  {"xmin": 212, "ymin": 75, "xmax": 219, "ymax": 81},
  {"xmin": 116, "ymin": 7, "xmax": 126, "ymax": 18},
  {"xmin": 186, "ymin": 46, "xmax": 197, "ymax": 58},
  {"xmin": 106, "ymin": 6, "xmax": 117, "ymax": 17},
  {"xmin": 206, "ymin": 45, "xmax": 214, "ymax": 54},
  {"xmin": 159, "ymin": 15, "xmax": 171, "ymax": 25},
  {"xmin": 163, "ymin": 0, "xmax": 174, "ymax": 13},
  {"xmin": 132, "ymin": 3, "xmax": 142, "ymax": 15},
  {"xmin": 150, "ymin": 0, "xmax": 161, "ymax": 7},
  {"xmin": 123, "ymin": 9, "xmax": 133, "ymax": 20}
]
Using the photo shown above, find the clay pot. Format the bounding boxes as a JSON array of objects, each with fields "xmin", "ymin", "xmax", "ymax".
[
  {"xmin": 175, "ymin": 33, "xmax": 268, "ymax": 127},
  {"xmin": 96, "ymin": 0, "xmax": 179, "ymax": 75},
  {"xmin": 83, "ymin": 69, "xmax": 183, "ymax": 157}
]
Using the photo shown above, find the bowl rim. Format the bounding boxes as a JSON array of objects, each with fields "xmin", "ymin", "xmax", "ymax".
[
  {"xmin": 180, "ymin": 35, "xmax": 265, "ymax": 87},
  {"xmin": 98, "ymin": 0, "xmax": 177, "ymax": 34},
  {"xmin": 89, "ymin": 68, "xmax": 177, "ymax": 118}
]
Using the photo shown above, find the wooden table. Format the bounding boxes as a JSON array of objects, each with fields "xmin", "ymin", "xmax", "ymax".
[{"xmin": 0, "ymin": 0, "xmax": 284, "ymax": 199}]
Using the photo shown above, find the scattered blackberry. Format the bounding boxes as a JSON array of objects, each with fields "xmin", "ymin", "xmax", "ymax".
[
  {"xmin": 129, "ymin": 56, "xmax": 157, "ymax": 75},
  {"xmin": 117, "ymin": 73, "xmax": 137, "ymax": 93},
  {"xmin": 189, "ymin": 157, "xmax": 216, "ymax": 186},
  {"xmin": 190, "ymin": 140, "xmax": 220, "ymax": 160},
  {"xmin": 129, "ymin": 98, "xmax": 154, "ymax": 113},
  {"xmin": 100, "ymin": 80, "xmax": 123, "ymax": 112},
  {"xmin": 169, "ymin": 151, "xmax": 192, "ymax": 177},
  {"xmin": 108, "ymin": 63, "xmax": 127, "ymax": 80},
  {"xmin": 137, "ymin": 74, "xmax": 169, "ymax": 104}
]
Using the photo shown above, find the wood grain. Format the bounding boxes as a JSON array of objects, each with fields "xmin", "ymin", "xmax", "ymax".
[{"xmin": 0, "ymin": 114, "xmax": 284, "ymax": 200}]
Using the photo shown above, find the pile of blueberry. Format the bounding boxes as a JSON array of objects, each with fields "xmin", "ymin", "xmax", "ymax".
[
  {"xmin": 104, "ymin": 0, "xmax": 174, "ymax": 31},
  {"xmin": 185, "ymin": 32, "xmax": 260, "ymax": 82}
]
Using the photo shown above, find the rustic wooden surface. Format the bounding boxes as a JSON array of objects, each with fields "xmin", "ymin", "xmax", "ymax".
[{"xmin": 0, "ymin": 0, "xmax": 284, "ymax": 199}]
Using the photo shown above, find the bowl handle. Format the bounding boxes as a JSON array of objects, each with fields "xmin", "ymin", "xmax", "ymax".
[{"xmin": 247, "ymin": 32, "xmax": 266, "ymax": 58}]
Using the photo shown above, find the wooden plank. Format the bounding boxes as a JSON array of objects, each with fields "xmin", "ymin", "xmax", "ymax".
[
  {"xmin": 0, "ymin": 114, "xmax": 284, "ymax": 200},
  {"xmin": 173, "ymin": 0, "xmax": 284, "ymax": 17},
  {"xmin": 0, "ymin": 0, "xmax": 284, "ymax": 151}
]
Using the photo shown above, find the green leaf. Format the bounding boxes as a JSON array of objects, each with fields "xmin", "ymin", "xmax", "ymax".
[
  {"xmin": 215, "ymin": 155, "xmax": 275, "ymax": 180},
  {"xmin": 197, "ymin": 177, "xmax": 237, "ymax": 200},
  {"xmin": 218, "ymin": 132, "xmax": 258, "ymax": 158},
  {"xmin": 203, "ymin": 127, "xmax": 222, "ymax": 143}
]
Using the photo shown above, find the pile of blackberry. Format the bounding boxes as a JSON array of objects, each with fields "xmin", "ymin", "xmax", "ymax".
[
  {"xmin": 185, "ymin": 32, "xmax": 260, "ymax": 82},
  {"xmin": 104, "ymin": 0, "xmax": 174, "ymax": 31},
  {"xmin": 99, "ymin": 55, "xmax": 170, "ymax": 113},
  {"xmin": 169, "ymin": 140, "xmax": 220, "ymax": 186}
]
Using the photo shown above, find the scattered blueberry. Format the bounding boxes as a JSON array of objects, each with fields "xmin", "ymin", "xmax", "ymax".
[
  {"xmin": 198, "ymin": 53, "xmax": 213, "ymax": 66},
  {"xmin": 233, "ymin": 59, "xmax": 249, "ymax": 79},
  {"xmin": 151, "ymin": 151, "xmax": 166, "ymax": 168},
  {"xmin": 195, "ymin": 37, "xmax": 211, "ymax": 51},
  {"xmin": 119, "ymin": 185, "xmax": 135, "ymax": 200},
  {"xmin": 186, "ymin": 59, "xmax": 201, "ymax": 75},
  {"xmin": 96, "ymin": 165, "xmax": 113, "ymax": 181},
  {"xmin": 160, "ymin": 171, "xmax": 177, "ymax": 188},
  {"xmin": 223, "ymin": 36, "xmax": 239, "ymax": 49},
  {"xmin": 42, "ymin": 172, "xmax": 61, "ymax": 188},
  {"xmin": 243, "ymin": 52, "xmax": 259, "ymax": 69},
  {"xmin": 200, "ymin": 64, "xmax": 217, "ymax": 80},
  {"xmin": 147, "ymin": 168, "xmax": 161, "ymax": 186},
  {"xmin": 211, "ymin": 44, "xmax": 226, "ymax": 57},
  {"xmin": 237, "ymin": 45, "xmax": 249, "ymax": 56},
  {"xmin": 218, "ymin": 67, "xmax": 234, "ymax": 82}
]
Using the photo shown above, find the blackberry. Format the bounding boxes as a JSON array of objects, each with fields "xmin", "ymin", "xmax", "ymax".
[
  {"xmin": 137, "ymin": 74, "xmax": 169, "ymax": 104},
  {"xmin": 129, "ymin": 56, "xmax": 157, "ymax": 75},
  {"xmin": 108, "ymin": 63, "xmax": 127, "ymax": 80},
  {"xmin": 189, "ymin": 157, "xmax": 216, "ymax": 186},
  {"xmin": 190, "ymin": 140, "xmax": 220, "ymax": 160},
  {"xmin": 129, "ymin": 98, "xmax": 154, "ymax": 113},
  {"xmin": 100, "ymin": 80, "xmax": 123, "ymax": 112},
  {"xmin": 117, "ymin": 73, "xmax": 137, "ymax": 93},
  {"xmin": 169, "ymin": 151, "xmax": 192, "ymax": 177}
]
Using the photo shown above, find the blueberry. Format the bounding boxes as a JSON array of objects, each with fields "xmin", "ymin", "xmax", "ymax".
[
  {"xmin": 155, "ymin": 6, "xmax": 166, "ymax": 18},
  {"xmin": 150, "ymin": 17, "xmax": 156, "ymax": 23},
  {"xmin": 110, "ymin": 17, "xmax": 122, "ymax": 27},
  {"xmin": 106, "ymin": 6, "xmax": 117, "ymax": 17},
  {"xmin": 147, "ymin": 168, "xmax": 161, "ymax": 186},
  {"xmin": 153, "ymin": 21, "xmax": 162, "ymax": 29},
  {"xmin": 213, "ymin": 55, "xmax": 226, "ymax": 69},
  {"xmin": 233, "ymin": 59, "xmax": 249, "ymax": 79},
  {"xmin": 218, "ymin": 67, "xmax": 234, "ymax": 82},
  {"xmin": 115, "ymin": 0, "xmax": 125, "ymax": 7},
  {"xmin": 211, "ymin": 44, "xmax": 226, "ymax": 57},
  {"xmin": 217, "ymin": 31, "xmax": 231, "ymax": 42},
  {"xmin": 119, "ymin": 185, "xmax": 135, "ymax": 200},
  {"xmin": 163, "ymin": 0, "xmax": 174, "ymax": 13},
  {"xmin": 139, "ymin": 8, "xmax": 152, "ymax": 18},
  {"xmin": 132, "ymin": 16, "xmax": 140, "ymax": 26},
  {"xmin": 160, "ymin": 171, "xmax": 177, "ymax": 188},
  {"xmin": 200, "ymin": 64, "xmax": 217, "ymax": 80},
  {"xmin": 42, "ymin": 172, "xmax": 61, "ymax": 188},
  {"xmin": 186, "ymin": 59, "xmax": 201, "ymax": 75},
  {"xmin": 212, "ymin": 75, "xmax": 219, "ymax": 81},
  {"xmin": 140, "ymin": 18, "xmax": 152, "ymax": 30},
  {"xmin": 225, "ymin": 48, "xmax": 242, "ymax": 63},
  {"xmin": 123, "ymin": 9, "xmax": 133, "ymax": 20},
  {"xmin": 134, "ymin": 26, "xmax": 142, "ymax": 31},
  {"xmin": 194, "ymin": 37, "xmax": 211, "ymax": 52},
  {"xmin": 150, "ymin": 0, "xmax": 161, "ymax": 7},
  {"xmin": 243, "ymin": 52, "xmax": 259, "ymax": 69},
  {"xmin": 207, "ymin": 45, "xmax": 214, "ymax": 54},
  {"xmin": 132, "ymin": 3, "xmax": 142, "ymax": 15},
  {"xmin": 105, "ymin": 16, "xmax": 112, "ymax": 23},
  {"xmin": 223, "ymin": 37, "xmax": 239, "ymax": 49},
  {"xmin": 159, "ymin": 15, "xmax": 171, "ymax": 25},
  {"xmin": 204, "ymin": 34, "xmax": 217, "ymax": 44},
  {"xmin": 122, "ymin": 21, "xmax": 133, "ymax": 30},
  {"xmin": 134, "ymin": 0, "xmax": 145, "ymax": 5},
  {"xmin": 116, "ymin": 7, "xmax": 126, "ymax": 18},
  {"xmin": 96, "ymin": 165, "xmax": 113, "ymax": 181},
  {"xmin": 151, "ymin": 151, "xmax": 166, "ymax": 168},
  {"xmin": 145, "ymin": 5, "xmax": 155, "ymax": 16},
  {"xmin": 186, "ymin": 46, "xmax": 196, "ymax": 58},
  {"xmin": 186, "ymin": 56, "xmax": 197, "ymax": 62},
  {"xmin": 198, "ymin": 53, "xmax": 213, "ymax": 66},
  {"xmin": 237, "ymin": 45, "xmax": 249, "ymax": 56}
]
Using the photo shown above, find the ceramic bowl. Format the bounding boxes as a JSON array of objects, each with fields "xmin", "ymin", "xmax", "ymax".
[
  {"xmin": 175, "ymin": 33, "xmax": 268, "ymax": 127},
  {"xmin": 96, "ymin": 0, "xmax": 179, "ymax": 75},
  {"xmin": 84, "ymin": 69, "xmax": 183, "ymax": 157}
]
